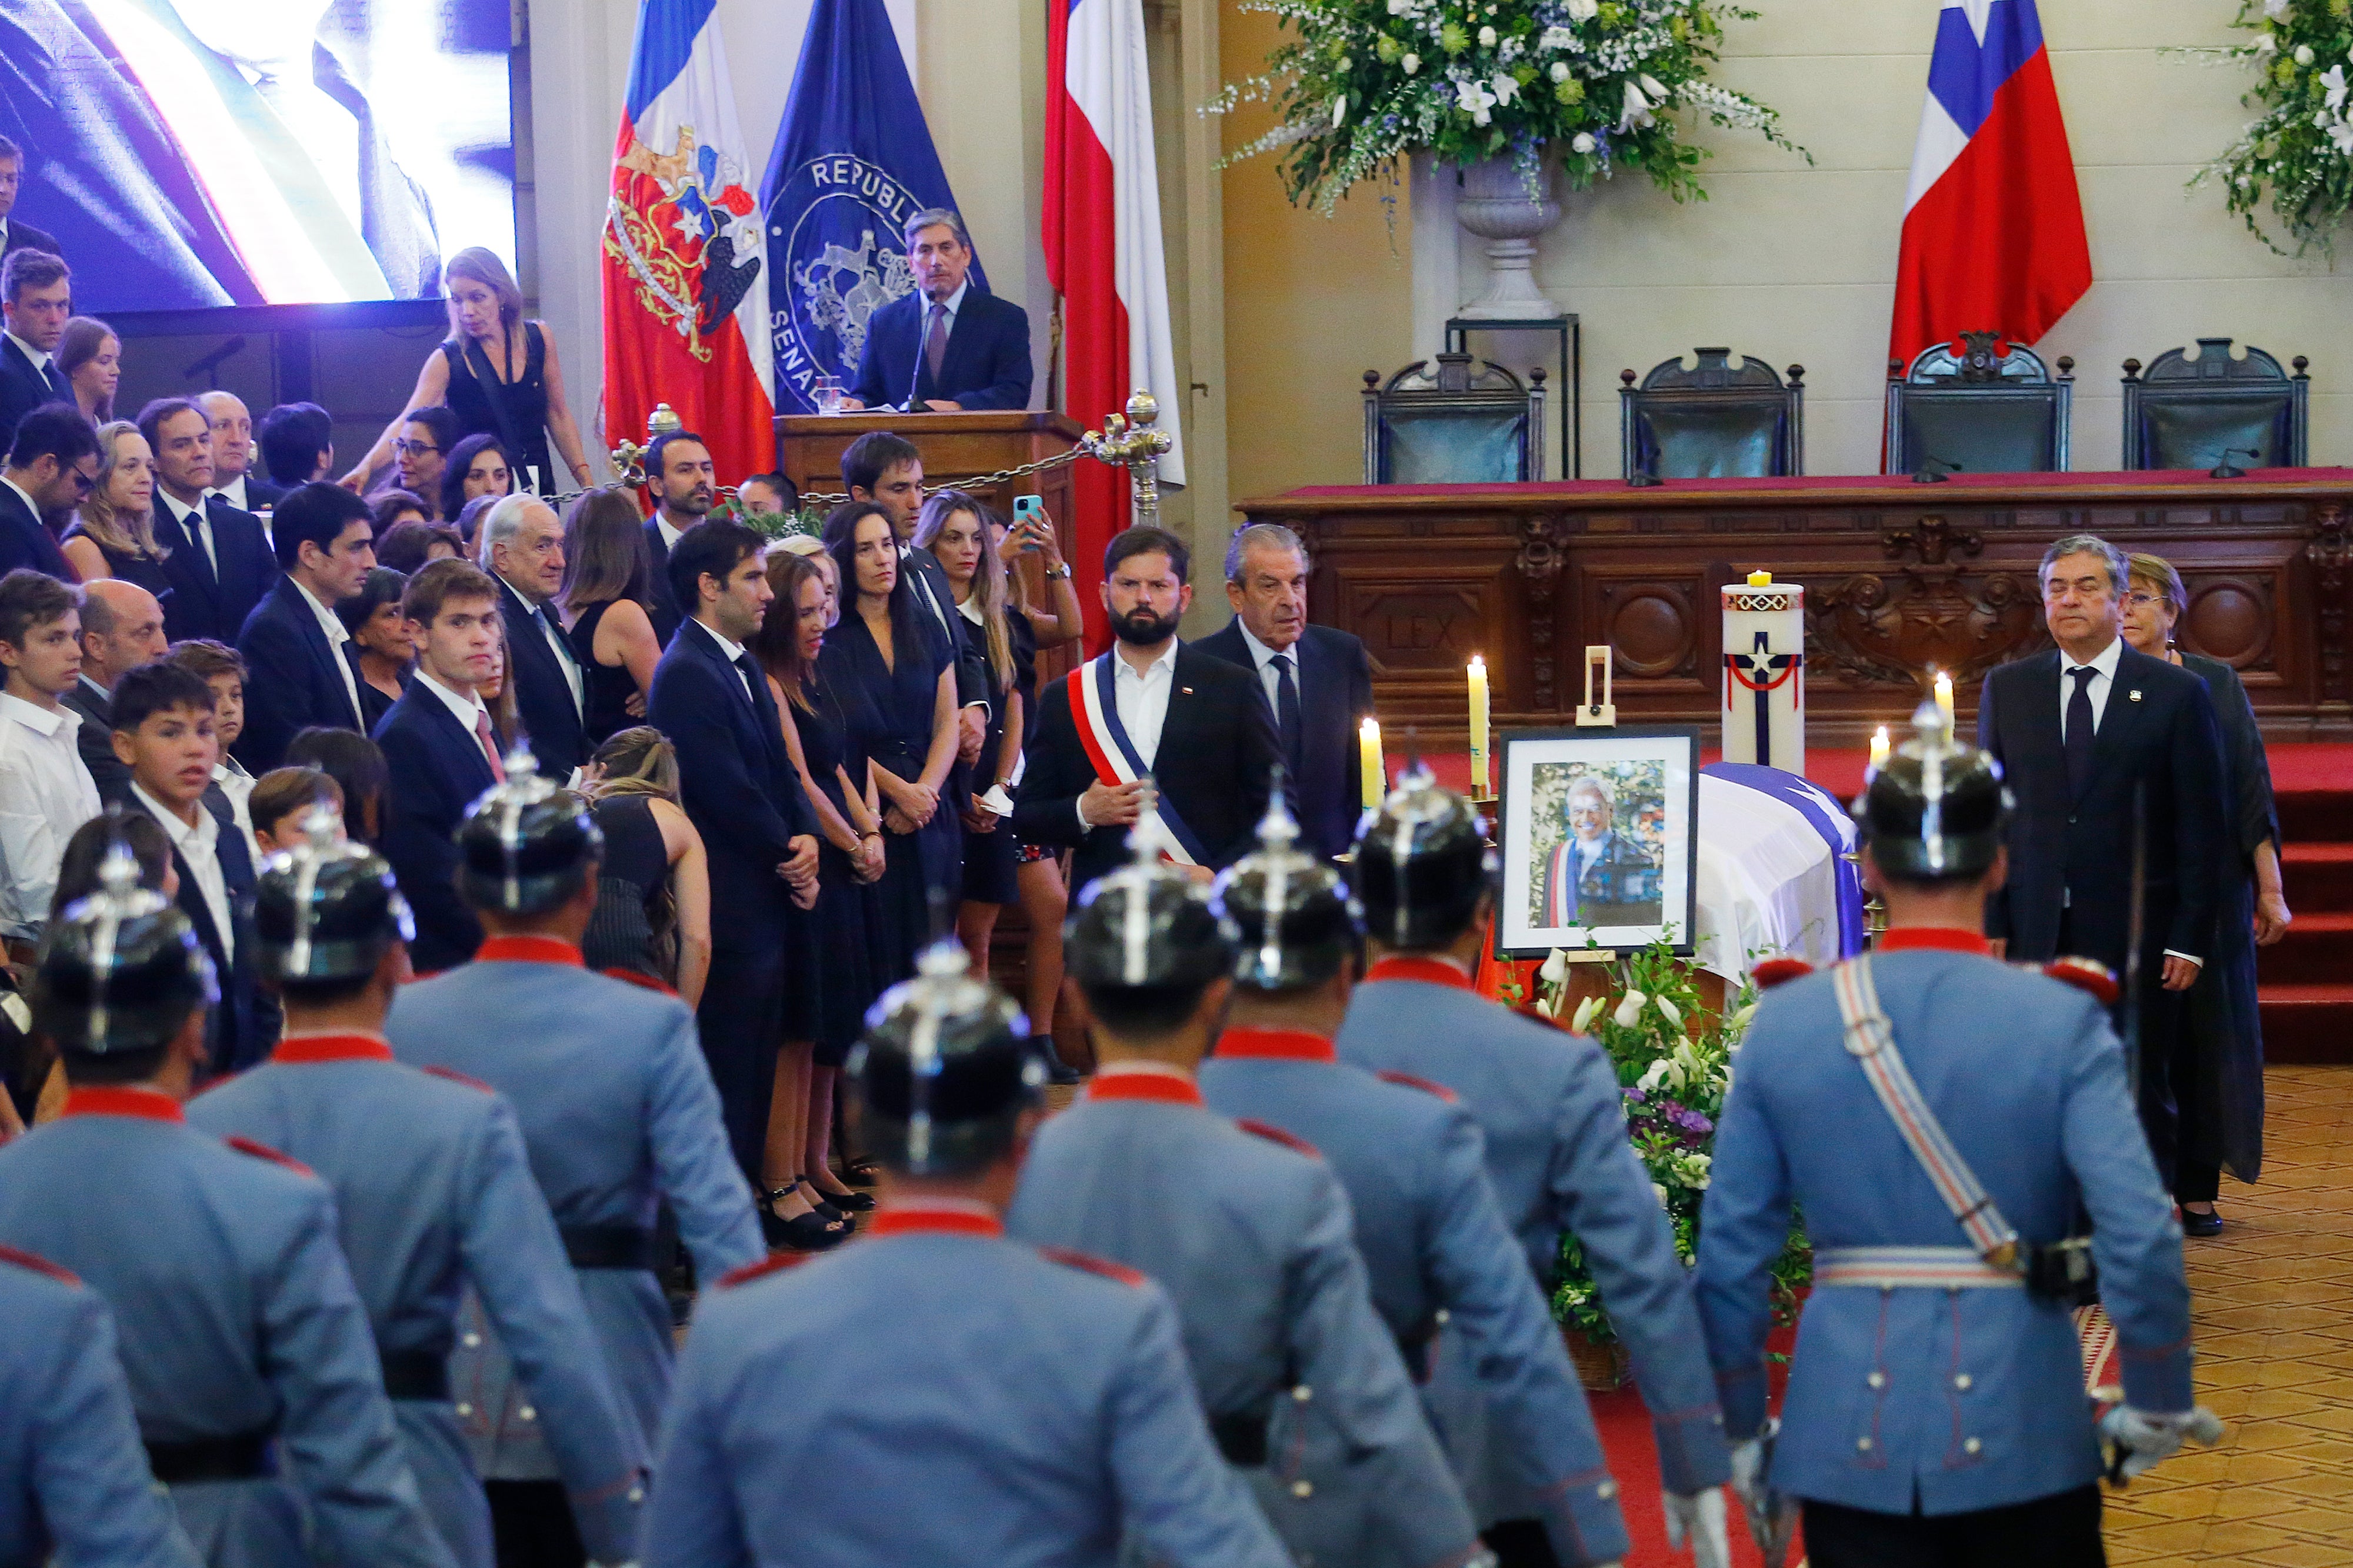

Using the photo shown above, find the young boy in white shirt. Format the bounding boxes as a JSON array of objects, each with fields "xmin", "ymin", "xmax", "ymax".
[{"xmin": 0, "ymin": 569, "xmax": 99, "ymax": 948}]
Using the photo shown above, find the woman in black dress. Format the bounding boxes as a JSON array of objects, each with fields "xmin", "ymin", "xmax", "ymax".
[
  {"xmin": 558, "ymin": 488, "xmax": 664, "ymax": 745},
  {"xmin": 2122, "ymin": 552, "xmax": 2290, "ymax": 1235},
  {"xmin": 334, "ymin": 568, "xmax": 413, "ymax": 732},
  {"xmin": 61, "ymin": 421, "xmax": 172, "ymax": 595},
  {"xmin": 821, "ymin": 501, "xmax": 959, "ymax": 985},
  {"xmin": 341, "ymin": 248, "xmax": 594, "ymax": 496},
  {"xmin": 753, "ymin": 550, "xmax": 883, "ymax": 1246},
  {"xmin": 437, "ymin": 435, "xmax": 514, "ymax": 529},
  {"xmin": 579, "ymin": 727, "xmax": 712, "ymax": 1009}
]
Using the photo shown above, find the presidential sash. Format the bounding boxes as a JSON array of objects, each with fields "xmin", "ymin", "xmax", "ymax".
[
  {"xmin": 1542, "ymin": 840, "xmax": 1578, "ymax": 928},
  {"xmin": 1069, "ymin": 653, "xmax": 1207, "ymax": 868}
]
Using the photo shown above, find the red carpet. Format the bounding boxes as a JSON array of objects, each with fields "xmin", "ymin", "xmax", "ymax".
[{"xmin": 1589, "ymin": 1331, "xmax": 1799, "ymax": 1568}]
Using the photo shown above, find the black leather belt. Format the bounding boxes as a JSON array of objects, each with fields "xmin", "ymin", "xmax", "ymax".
[
  {"xmin": 381, "ymin": 1350, "xmax": 451, "ymax": 1402},
  {"xmin": 145, "ymin": 1427, "xmax": 277, "ymax": 1484},
  {"xmin": 562, "ymin": 1224, "xmax": 657, "ymax": 1271},
  {"xmin": 1209, "ymin": 1412, "xmax": 1269, "ymax": 1469}
]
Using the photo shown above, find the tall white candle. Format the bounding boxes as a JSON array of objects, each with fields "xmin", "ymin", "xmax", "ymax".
[
  {"xmin": 1467, "ymin": 656, "xmax": 1491, "ymax": 798},
  {"xmin": 1360, "ymin": 719, "xmax": 1385, "ymax": 810}
]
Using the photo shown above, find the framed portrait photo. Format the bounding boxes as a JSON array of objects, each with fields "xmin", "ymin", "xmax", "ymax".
[{"xmin": 1495, "ymin": 725, "xmax": 1701, "ymax": 959}]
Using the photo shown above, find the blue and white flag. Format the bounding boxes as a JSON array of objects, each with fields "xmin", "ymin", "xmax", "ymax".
[{"xmin": 759, "ymin": 0, "xmax": 982, "ymax": 413}]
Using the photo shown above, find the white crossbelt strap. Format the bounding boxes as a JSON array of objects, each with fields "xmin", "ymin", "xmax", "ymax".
[
  {"xmin": 1814, "ymin": 1246, "xmax": 2023, "ymax": 1289},
  {"xmin": 1830, "ymin": 956, "xmax": 2021, "ymax": 1267}
]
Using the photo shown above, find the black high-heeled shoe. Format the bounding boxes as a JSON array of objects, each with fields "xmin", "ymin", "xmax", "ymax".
[
  {"xmin": 795, "ymin": 1176, "xmax": 846, "ymax": 1225},
  {"xmin": 812, "ymin": 1182, "xmax": 874, "ymax": 1213},
  {"xmin": 762, "ymin": 1189, "xmax": 848, "ymax": 1252}
]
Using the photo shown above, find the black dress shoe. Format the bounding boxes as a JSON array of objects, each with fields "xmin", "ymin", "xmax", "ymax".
[
  {"xmin": 2181, "ymin": 1207, "xmax": 2224, "ymax": 1238},
  {"xmin": 1036, "ymin": 1034, "xmax": 1084, "ymax": 1086}
]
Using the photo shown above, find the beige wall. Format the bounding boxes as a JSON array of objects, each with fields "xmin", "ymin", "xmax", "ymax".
[{"xmin": 1435, "ymin": 0, "xmax": 2344, "ymax": 476}]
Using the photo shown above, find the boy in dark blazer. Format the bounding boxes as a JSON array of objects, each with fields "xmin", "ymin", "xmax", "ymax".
[
  {"xmin": 234, "ymin": 481, "xmax": 373, "ymax": 770},
  {"xmin": 372, "ymin": 558, "xmax": 507, "ymax": 974}
]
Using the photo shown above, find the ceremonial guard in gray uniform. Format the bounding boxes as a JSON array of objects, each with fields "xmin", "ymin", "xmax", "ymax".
[
  {"xmin": 1201, "ymin": 792, "xmax": 1638, "ymax": 1568},
  {"xmin": 385, "ymin": 751, "xmax": 762, "ymax": 1555},
  {"xmin": 189, "ymin": 811, "xmax": 648, "ymax": 1568},
  {"xmin": 1009, "ymin": 824, "xmax": 1485, "ymax": 1568},
  {"xmin": 645, "ymin": 940, "xmax": 1290, "ymax": 1568},
  {"xmin": 0, "ymin": 845, "xmax": 454, "ymax": 1568},
  {"xmin": 0, "ymin": 1243, "xmax": 199, "ymax": 1568},
  {"xmin": 1337, "ymin": 767, "xmax": 1731, "ymax": 1566},
  {"xmin": 1695, "ymin": 709, "xmax": 2221, "ymax": 1567}
]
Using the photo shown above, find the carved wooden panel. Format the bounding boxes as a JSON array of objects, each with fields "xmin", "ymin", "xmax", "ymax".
[{"xmin": 2180, "ymin": 575, "xmax": 2274, "ymax": 672}]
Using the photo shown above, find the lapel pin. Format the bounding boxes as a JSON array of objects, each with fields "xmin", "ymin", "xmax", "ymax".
[
  {"xmin": 1181, "ymin": 687, "xmax": 1194, "ymax": 695},
  {"xmin": 2128, "ymin": 689, "xmax": 2142, "ymax": 702}
]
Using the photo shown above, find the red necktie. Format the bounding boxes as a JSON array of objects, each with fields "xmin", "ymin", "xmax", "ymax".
[{"xmin": 475, "ymin": 710, "xmax": 506, "ymax": 782}]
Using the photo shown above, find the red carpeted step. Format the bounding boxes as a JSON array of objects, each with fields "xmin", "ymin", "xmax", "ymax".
[
  {"xmin": 2276, "ymin": 785, "xmax": 2353, "ymax": 846},
  {"xmin": 2258, "ymin": 984, "xmax": 2353, "ymax": 1065},
  {"xmin": 2281, "ymin": 842, "xmax": 2353, "ymax": 913},
  {"xmin": 2256, "ymin": 912, "xmax": 2353, "ymax": 986}
]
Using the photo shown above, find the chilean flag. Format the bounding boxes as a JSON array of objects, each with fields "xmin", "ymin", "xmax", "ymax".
[
  {"xmin": 1046, "ymin": 0, "xmax": 1187, "ymax": 650},
  {"xmin": 1888, "ymin": 0, "xmax": 2091, "ymax": 371},
  {"xmin": 602, "ymin": 0, "xmax": 775, "ymax": 486}
]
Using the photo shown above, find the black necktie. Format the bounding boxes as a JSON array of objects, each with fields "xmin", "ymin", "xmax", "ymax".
[
  {"xmin": 42, "ymin": 362, "xmax": 69, "ymax": 403},
  {"xmin": 2065, "ymin": 665, "xmax": 2097, "ymax": 800},
  {"xmin": 178, "ymin": 502, "xmax": 218, "ymax": 589},
  {"xmin": 1271, "ymin": 652, "xmax": 1302, "ymax": 770},
  {"xmin": 733, "ymin": 652, "xmax": 763, "ymax": 710}
]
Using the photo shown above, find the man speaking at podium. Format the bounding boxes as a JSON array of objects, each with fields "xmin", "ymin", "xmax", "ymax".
[{"xmin": 842, "ymin": 209, "xmax": 1033, "ymax": 413}]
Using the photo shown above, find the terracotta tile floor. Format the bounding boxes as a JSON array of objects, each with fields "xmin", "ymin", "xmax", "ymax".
[{"xmin": 2105, "ymin": 1066, "xmax": 2353, "ymax": 1566}]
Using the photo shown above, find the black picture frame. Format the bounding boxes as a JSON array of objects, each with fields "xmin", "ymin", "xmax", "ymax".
[{"xmin": 1492, "ymin": 723, "xmax": 1702, "ymax": 960}]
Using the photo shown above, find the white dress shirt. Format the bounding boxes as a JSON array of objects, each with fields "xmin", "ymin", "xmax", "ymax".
[
  {"xmin": 208, "ymin": 474, "xmax": 254, "ymax": 513},
  {"xmin": 291, "ymin": 576, "xmax": 365, "ymax": 724},
  {"xmin": 214, "ymin": 756, "xmax": 259, "ymax": 861},
  {"xmin": 131, "ymin": 782, "xmax": 232, "ymax": 962},
  {"xmin": 693, "ymin": 619, "xmax": 758, "ymax": 705},
  {"xmin": 500, "ymin": 575, "xmax": 584, "ymax": 715},
  {"xmin": 2057, "ymin": 633, "xmax": 2124, "ymax": 740},
  {"xmin": 1077, "ymin": 640, "xmax": 1179, "ymax": 830},
  {"xmin": 415, "ymin": 666, "xmax": 496, "ymax": 750},
  {"xmin": 158, "ymin": 489, "xmax": 218, "ymax": 575},
  {"xmin": 3, "ymin": 330, "xmax": 50, "ymax": 379},
  {"xmin": 655, "ymin": 514, "xmax": 686, "ymax": 553},
  {"xmin": 1235, "ymin": 620, "xmax": 1301, "ymax": 716},
  {"xmin": 0, "ymin": 693, "xmax": 101, "ymax": 938}
]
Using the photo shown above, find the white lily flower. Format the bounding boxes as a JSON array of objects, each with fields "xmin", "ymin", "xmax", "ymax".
[
  {"xmin": 1493, "ymin": 72, "xmax": 1521, "ymax": 105},
  {"xmin": 2330, "ymin": 118, "xmax": 2353, "ymax": 155},
  {"xmin": 1655, "ymin": 994, "xmax": 1682, "ymax": 1029},
  {"xmin": 2255, "ymin": 32, "xmax": 2278, "ymax": 54},
  {"xmin": 1652, "ymin": 1182, "xmax": 1672, "ymax": 1209},
  {"xmin": 1572, "ymin": 131, "xmax": 1597, "ymax": 154},
  {"xmin": 1571, "ymin": 994, "xmax": 1602, "ymax": 1033},
  {"xmin": 1569, "ymin": 0, "xmax": 1599, "ymax": 20},
  {"xmin": 2296, "ymin": 43, "xmax": 2315, "ymax": 66},
  {"xmin": 1539, "ymin": 948, "xmax": 1568, "ymax": 984},
  {"xmin": 2265, "ymin": 0, "xmax": 2291, "ymax": 16},
  {"xmin": 1332, "ymin": 94, "xmax": 1348, "ymax": 128},
  {"xmin": 1614, "ymin": 989, "xmax": 1647, "ymax": 1029},
  {"xmin": 2326, "ymin": 64, "xmax": 2349, "ymax": 109},
  {"xmin": 1402, "ymin": 52, "xmax": 1421, "ymax": 75},
  {"xmin": 1619, "ymin": 79, "xmax": 1654, "ymax": 130},
  {"xmin": 1479, "ymin": 24, "xmax": 1497, "ymax": 46},
  {"xmin": 1727, "ymin": 1001, "xmax": 1757, "ymax": 1034},
  {"xmin": 1639, "ymin": 73, "xmax": 1669, "ymax": 101},
  {"xmin": 1534, "ymin": 992, "xmax": 1558, "ymax": 1019},
  {"xmin": 1550, "ymin": 61, "xmax": 1570, "ymax": 83}
]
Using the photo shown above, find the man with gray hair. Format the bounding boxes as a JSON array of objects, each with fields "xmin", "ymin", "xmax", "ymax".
[
  {"xmin": 479, "ymin": 492, "xmax": 588, "ymax": 778},
  {"xmin": 1194, "ymin": 522, "xmax": 1373, "ymax": 860},
  {"xmin": 843, "ymin": 207, "xmax": 1034, "ymax": 413},
  {"xmin": 1978, "ymin": 532, "xmax": 2229, "ymax": 1230}
]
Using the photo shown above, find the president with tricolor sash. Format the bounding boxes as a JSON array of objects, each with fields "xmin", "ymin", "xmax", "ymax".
[{"xmin": 1011, "ymin": 526, "xmax": 1281, "ymax": 892}]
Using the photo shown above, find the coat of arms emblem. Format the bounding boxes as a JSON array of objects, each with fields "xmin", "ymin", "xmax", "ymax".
[{"xmin": 606, "ymin": 125, "xmax": 764, "ymax": 362}]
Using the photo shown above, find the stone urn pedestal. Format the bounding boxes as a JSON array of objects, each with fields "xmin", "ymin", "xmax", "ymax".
[{"xmin": 1452, "ymin": 156, "xmax": 1563, "ymax": 320}]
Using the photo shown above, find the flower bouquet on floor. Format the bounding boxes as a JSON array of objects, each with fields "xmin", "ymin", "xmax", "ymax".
[{"xmin": 1527, "ymin": 937, "xmax": 1809, "ymax": 1387}]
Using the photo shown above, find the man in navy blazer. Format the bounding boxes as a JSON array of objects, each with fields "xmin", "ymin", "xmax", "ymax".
[
  {"xmin": 844, "ymin": 210, "xmax": 1032, "ymax": 413},
  {"xmin": 138, "ymin": 397, "xmax": 278, "ymax": 644},
  {"xmin": 1193, "ymin": 523, "xmax": 1374, "ymax": 863},
  {"xmin": 641, "ymin": 429, "xmax": 719, "ymax": 648},
  {"xmin": 0, "ymin": 403, "xmax": 94, "ymax": 580},
  {"xmin": 373, "ymin": 558, "xmax": 508, "ymax": 973},
  {"xmin": 479, "ymin": 493, "xmax": 589, "ymax": 780},
  {"xmin": 234, "ymin": 482, "xmax": 373, "ymax": 772},
  {"xmin": 646, "ymin": 519, "xmax": 821, "ymax": 1180},
  {"xmin": 0, "ymin": 247, "xmax": 72, "ymax": 459}
]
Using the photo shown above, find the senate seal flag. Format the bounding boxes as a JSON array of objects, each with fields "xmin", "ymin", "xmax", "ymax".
[{"xmin": 602, "ymin": 0, "xmax": 775, "ymax": 485}]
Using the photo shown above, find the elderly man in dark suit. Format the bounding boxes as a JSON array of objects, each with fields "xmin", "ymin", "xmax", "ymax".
[
  {"xmin": 1194, "ymin": 522, "xmax": 1373, "ymax": 863},
  {"xmin": 479, "ymin": 493, "xmax": 588, "ymax": 779},
  {"xmin": 139, "ymin": 397, "xmax": 278, "ymax": 644},
  {"xmin": 843, "ymin": 210, "xmax": 1032, "ymax": 413},
  {"xmin": 234, "ymin": 482, "xmax": 372, "ymax": 771},
  {"xmin": 0, "ymin": 248, "xmax": 71, "ymax": 456},
  {"xmin": 372, "ymin": 558, "xmax": 508, "ymax": 973},
  {"xmin": 1012, "ymin": 526, "xmax": 1281, "ymax": 896},
  {"xmin": 0, "ymin": 402, "xmax": 92, "ymax": 579},
  {"xmin": 1978, "ymin": 532, "xmax": 2229, "ymax": 1206},
  {"xmin": 62, "ymin": 578, "xmax": 165, "ymax": 796},
  {"xmin": 646, "ymin": 519, "xmax": 821, "ymax": 1182}
]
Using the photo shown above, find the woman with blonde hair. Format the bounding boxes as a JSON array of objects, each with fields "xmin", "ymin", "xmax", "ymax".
[
  {"xmin": 341, "ymin": 247, "xmax": 592, "ymax": 496},
  {"xmin": 580, "ymin": 726, "xmax": 714, "ymax": 1009},
  {"xmin": 61, "ymin": 421, "xmax": 170, "ymax": 593}
]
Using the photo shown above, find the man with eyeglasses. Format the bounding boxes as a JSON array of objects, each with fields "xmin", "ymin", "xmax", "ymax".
[
  {"xmin": 1977, "ymin": 533, "xmax": 2229, "ymax": 1229},
  {"xmin": 0, "ymin": 403, "xmax": 96, "ymax": 581}
]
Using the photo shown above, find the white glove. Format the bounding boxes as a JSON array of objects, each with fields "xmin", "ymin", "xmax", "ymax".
[
  {"xmin": 1661, "ymin": 1486, "xmax": 1730, "ymax": 1568},
  {"xmin": 1727, "ymin": 1421, "xmax": 1799, "ymax": 1568},
  {"xmin": 2098, "ymin": 1403, "xmax": 2226, "ymax": 1483}
]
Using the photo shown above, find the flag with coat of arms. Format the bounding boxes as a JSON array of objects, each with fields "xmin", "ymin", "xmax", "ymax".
[{"xmin": 602, "ymin": 0, "xmax": 775, "ymax": 484}]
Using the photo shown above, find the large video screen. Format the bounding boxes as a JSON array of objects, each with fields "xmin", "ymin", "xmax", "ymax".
[{"xmin": 0, "ymin": 0, "xmax": 516, "ymax": 313}]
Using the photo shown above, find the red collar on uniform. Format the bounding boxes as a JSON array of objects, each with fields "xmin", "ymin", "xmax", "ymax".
[
  {"xmin": 476, "ymin": 936, "xmax": 585, "ymax": 968},
  {"xmin": 868, "ymin": 1203, "xmax": 1004, "ymax": 1240},
  {"xmin": 1877, "ymin": 928, "xmax": 1991, "ymax": 956},
  {"xmin": 273, "ymin": 1033, "xmax": 395, "ymax": 1065},
  {"xmin": 1084, "ymin": 1067, "xmax": 1205, "ymax": 1107},
  {"xmin": 1364, "ymin": 955, "xmax": 1475, "ymax": 990},
  {"xmin": 60, "ymin": 1086, "xmax": 184, "ymax": 1123},
  {"xmin": 1216, "ymin": 1028, "xmax": 1337, "ymax": 1063}
]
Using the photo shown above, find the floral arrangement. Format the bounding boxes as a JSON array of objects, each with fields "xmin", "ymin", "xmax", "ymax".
[
  {"xmin": 1522, "ymin": 939, "xmax": 1809, "ymax": 1346},
  {"xmin": 716, "ymin": 497, "xmax": 824, "ymax": 544},
  {"xmin": 2187, "ymin": 1, "xmax": 2353, "ymax": 253},
  {"xmin": 1205, "ymin": 0, "xmax": 1804, "ymax": 213}
]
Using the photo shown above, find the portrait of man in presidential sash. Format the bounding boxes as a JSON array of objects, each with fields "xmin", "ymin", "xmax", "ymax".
[{"xmin": 1496, "ymin": 726, "xmax": 1699, "ymax": 958}]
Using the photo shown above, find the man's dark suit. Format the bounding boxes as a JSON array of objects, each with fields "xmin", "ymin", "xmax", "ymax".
[
  {"xmin": 647, "ymin": 619, "xmax": 820, "ymax": 1179},
  {"xmin": 0, "ymin": 218, "xmax": 61, "ymax": 262},
  {"xmin": 101, "ymin": 779, "xmax": 269, "ymax": 1075},
  {"xmin": 152, "ymin": 493, "xmax": 277, "ymax": 645},
  {"xmin": 221, "ymin": 476, "xmax": 286, "ymax": 513},
  {"xmin": 643, "ymin": 519, "xmax": 682, "ymax": 648},
  {"xmin": 372, "ymin": 679, "xmax": 496, "ymax": 976},
  {"xmin": 1192, "ymin": 619, "xmax": 1374, "ymax": 862},
  {"xmin": 849, "ymin": 287, "xmax": 1033, "ymax": 412},
  {"xmin": 494, "ymin": 575, "xmax": 588, "ymax": 780},
  {"xmin": 1978, "ymin": 640, "xmax": 2229, "ymax": 1185},
  {"xmin": 0, "ymin": 478, "xmax": 68, "ymax": 579},
  {"xmin": 1011, "ymin": 642, "xmax": 1282, "ymax": 896},
  {"xmin": 234, "ymin": 577, "xmax": 364, "ymax": 772},
  {"xmin": 59, "ymin": 675, "xmax": 122, "ymax": 796},
  {"xmin": 0, "ymin": 335, "xmax": 69, "ymax": 456}
]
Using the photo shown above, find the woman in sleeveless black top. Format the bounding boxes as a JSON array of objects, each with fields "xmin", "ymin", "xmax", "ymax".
[
  {"xmin": 557, "ymin": 489, "xmax": 665, "ymax": 746},
  {"xmin": 578, "ymin": 729, "xmax": 713, "ymax": 1007},
  {"xmin": 341, "ymin": 248, "xmax": 594, "ymax": 498}
]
